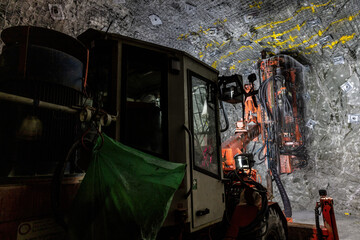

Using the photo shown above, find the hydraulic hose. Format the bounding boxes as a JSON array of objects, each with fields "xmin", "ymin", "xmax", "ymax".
[
  {"xmin": 270, "ymin": 163, "xmax": 292, "ymax": 218},
  {"xmin": 234, "ymin": 171, "xmax": 269, "ymax": 236},
  {"xmin": 266, "ymin": 74, "xmax": 292, "ymax": 218}
]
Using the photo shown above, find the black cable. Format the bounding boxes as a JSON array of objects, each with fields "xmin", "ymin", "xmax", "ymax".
[
  {"xmin": 220, "ymin": 100, "xmax": 229, "ymax": 132},
  {"xmin": 235, "ymin": 172, "xmax": 267, "ymax": 194},
  {"xmin": 280, "ymin": 144, "xmax": 305, "ymax": 155},
  {"xmin": 257, "ymin": 144, "xmax": 267, "ymax": 161},
  {"xmin": 270, "ymin": 162, "xmax": 292, "ymax": 218},
  {"xmin": 258, "ymin": 76, "xmax": 274, "ymax": 121},
  {"xmin": 249, "ymin": 141, "xmax": 257, "ymax": 154},
  {"xmin": 233, "ymin": 171, "xmax": 269, "ymax": 237},
  {"xmin": 106, "ymin": 20, "xmax": 114, "ymax": 33}
]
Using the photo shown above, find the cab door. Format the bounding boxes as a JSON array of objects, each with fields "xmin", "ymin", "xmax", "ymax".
[{"xmin": 187, "ymin": 70, "xmax": 225, "ymax": 231}]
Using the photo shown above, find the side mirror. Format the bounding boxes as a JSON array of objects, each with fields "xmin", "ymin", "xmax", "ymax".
[{"xmin": 218, "ymin": 74, "xmax": 244, "ymax": 104}]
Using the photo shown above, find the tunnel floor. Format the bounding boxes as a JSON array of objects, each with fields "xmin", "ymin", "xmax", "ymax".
[{"xmin": 292, "ymin": 211, "xmax": 360, "ymax": 240}]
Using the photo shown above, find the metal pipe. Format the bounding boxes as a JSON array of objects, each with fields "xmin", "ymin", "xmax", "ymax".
[{"xmin": 0, "ymin": 91, "xmax": 78, "ymax": 114}]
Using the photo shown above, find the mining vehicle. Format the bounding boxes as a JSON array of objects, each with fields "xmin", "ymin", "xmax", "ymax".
[{"xmin": 0, "ymin": 26, "xmax": 338, "ymax": 240}]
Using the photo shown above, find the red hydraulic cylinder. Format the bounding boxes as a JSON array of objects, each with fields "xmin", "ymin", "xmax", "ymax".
[{"xmin": 316, "ymin": 189, "xmax": 339, "ymax": 240}]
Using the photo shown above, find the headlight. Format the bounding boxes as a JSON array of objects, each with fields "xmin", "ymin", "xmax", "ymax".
[{"xmin": 234, "ymin": 153, "xmax": 255, "ymax": 170}]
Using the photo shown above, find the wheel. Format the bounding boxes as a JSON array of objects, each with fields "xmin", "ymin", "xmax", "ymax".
[
  {"xmin": 261, "ymin": 208, "xmax": 286, "ymax": 240},
  {"xmin": 235, "ymin": 207, "xmax": 286, "ymax": 240}
]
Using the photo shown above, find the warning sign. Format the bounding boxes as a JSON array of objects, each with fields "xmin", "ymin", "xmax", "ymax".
[{"xmin": 17, "ymin": 218, "xmax": 66, "ymax": 240}]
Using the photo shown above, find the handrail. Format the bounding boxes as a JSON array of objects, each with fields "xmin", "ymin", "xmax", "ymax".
[{"xmin": 0, "ymin": 91, "xmax": 77, "ymax": 114}]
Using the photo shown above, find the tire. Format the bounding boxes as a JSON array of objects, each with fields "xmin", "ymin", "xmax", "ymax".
[
  {"xmin": 236, "ymin": 208, "xmax": 286, "ymax": 240},
  {"xmin": 261, "ymin": 208, "xmax": 286, "ymax": 240}
]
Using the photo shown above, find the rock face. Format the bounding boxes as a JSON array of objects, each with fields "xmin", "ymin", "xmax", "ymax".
[{"xmin": 1, "ymin": 0, "xmax": 360, "ymax": 215}]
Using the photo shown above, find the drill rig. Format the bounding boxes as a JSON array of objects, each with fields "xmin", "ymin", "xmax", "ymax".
[{"xmin": 219, "ymin": 53, "xmax": 339, "ymax": 240}]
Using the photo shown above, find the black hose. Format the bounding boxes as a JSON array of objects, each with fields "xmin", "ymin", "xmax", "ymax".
[
  {"xmin": 258, "ymin": 76, "xmax": 274, "ymax": 121},
  {"xmin": 257, "ymin": 144, "xmax": 267, "ymax": 161},
  {"xmin": 283, "ymin": 96, "xmax": 293, "ymax": 116},
  {"xmin": 248, "ymin": 141, "xmax": 257, "ymax": 154},
  {"xmin": 234, "ymin": 172, "xmax": 269, "ymax": 236},
  {"xmin": 270, "ymin": 163, "xmax": 292, "ymax": 218}
]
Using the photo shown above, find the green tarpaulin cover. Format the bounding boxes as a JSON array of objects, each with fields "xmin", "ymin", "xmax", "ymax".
[{"xmin": 67, "ymin": 134, "xmax": 186, "ymax": 240}]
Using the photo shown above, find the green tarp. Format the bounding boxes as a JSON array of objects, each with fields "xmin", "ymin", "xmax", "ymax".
[{"xmin": 67, "ymin": 134, "xmax": 186, "ymax": 240}]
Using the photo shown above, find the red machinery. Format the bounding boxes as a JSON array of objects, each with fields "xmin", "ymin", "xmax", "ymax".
[
  {"xmin": 315, "ymin": 190, "xmax": 339, "ymax": 240},
  {"xmin": 287, "ymin": 189, "xmax": 339, "ymax": 240},
  {"xmin": 219, "ymin": 53, "xmax": 339, "ymax": 240}
]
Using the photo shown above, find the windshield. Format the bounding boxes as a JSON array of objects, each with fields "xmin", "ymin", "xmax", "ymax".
[{"xmin": 190, "ymin": 74, "xmax": 219, "ymax": 177}]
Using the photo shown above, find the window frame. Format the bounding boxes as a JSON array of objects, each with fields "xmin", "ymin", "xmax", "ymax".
[
  {"xmin": 187, "ymin": 70, "xmax": 221, "ymax": 179},
  {"xmin": 120, "ymin": 44, "xmax": 169, "ymax": 160}
]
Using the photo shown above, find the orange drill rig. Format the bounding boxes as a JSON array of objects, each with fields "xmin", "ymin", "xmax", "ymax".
[{"xmin": 218, "ymin": 53, "xmax": 339, "ymax": 240}]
